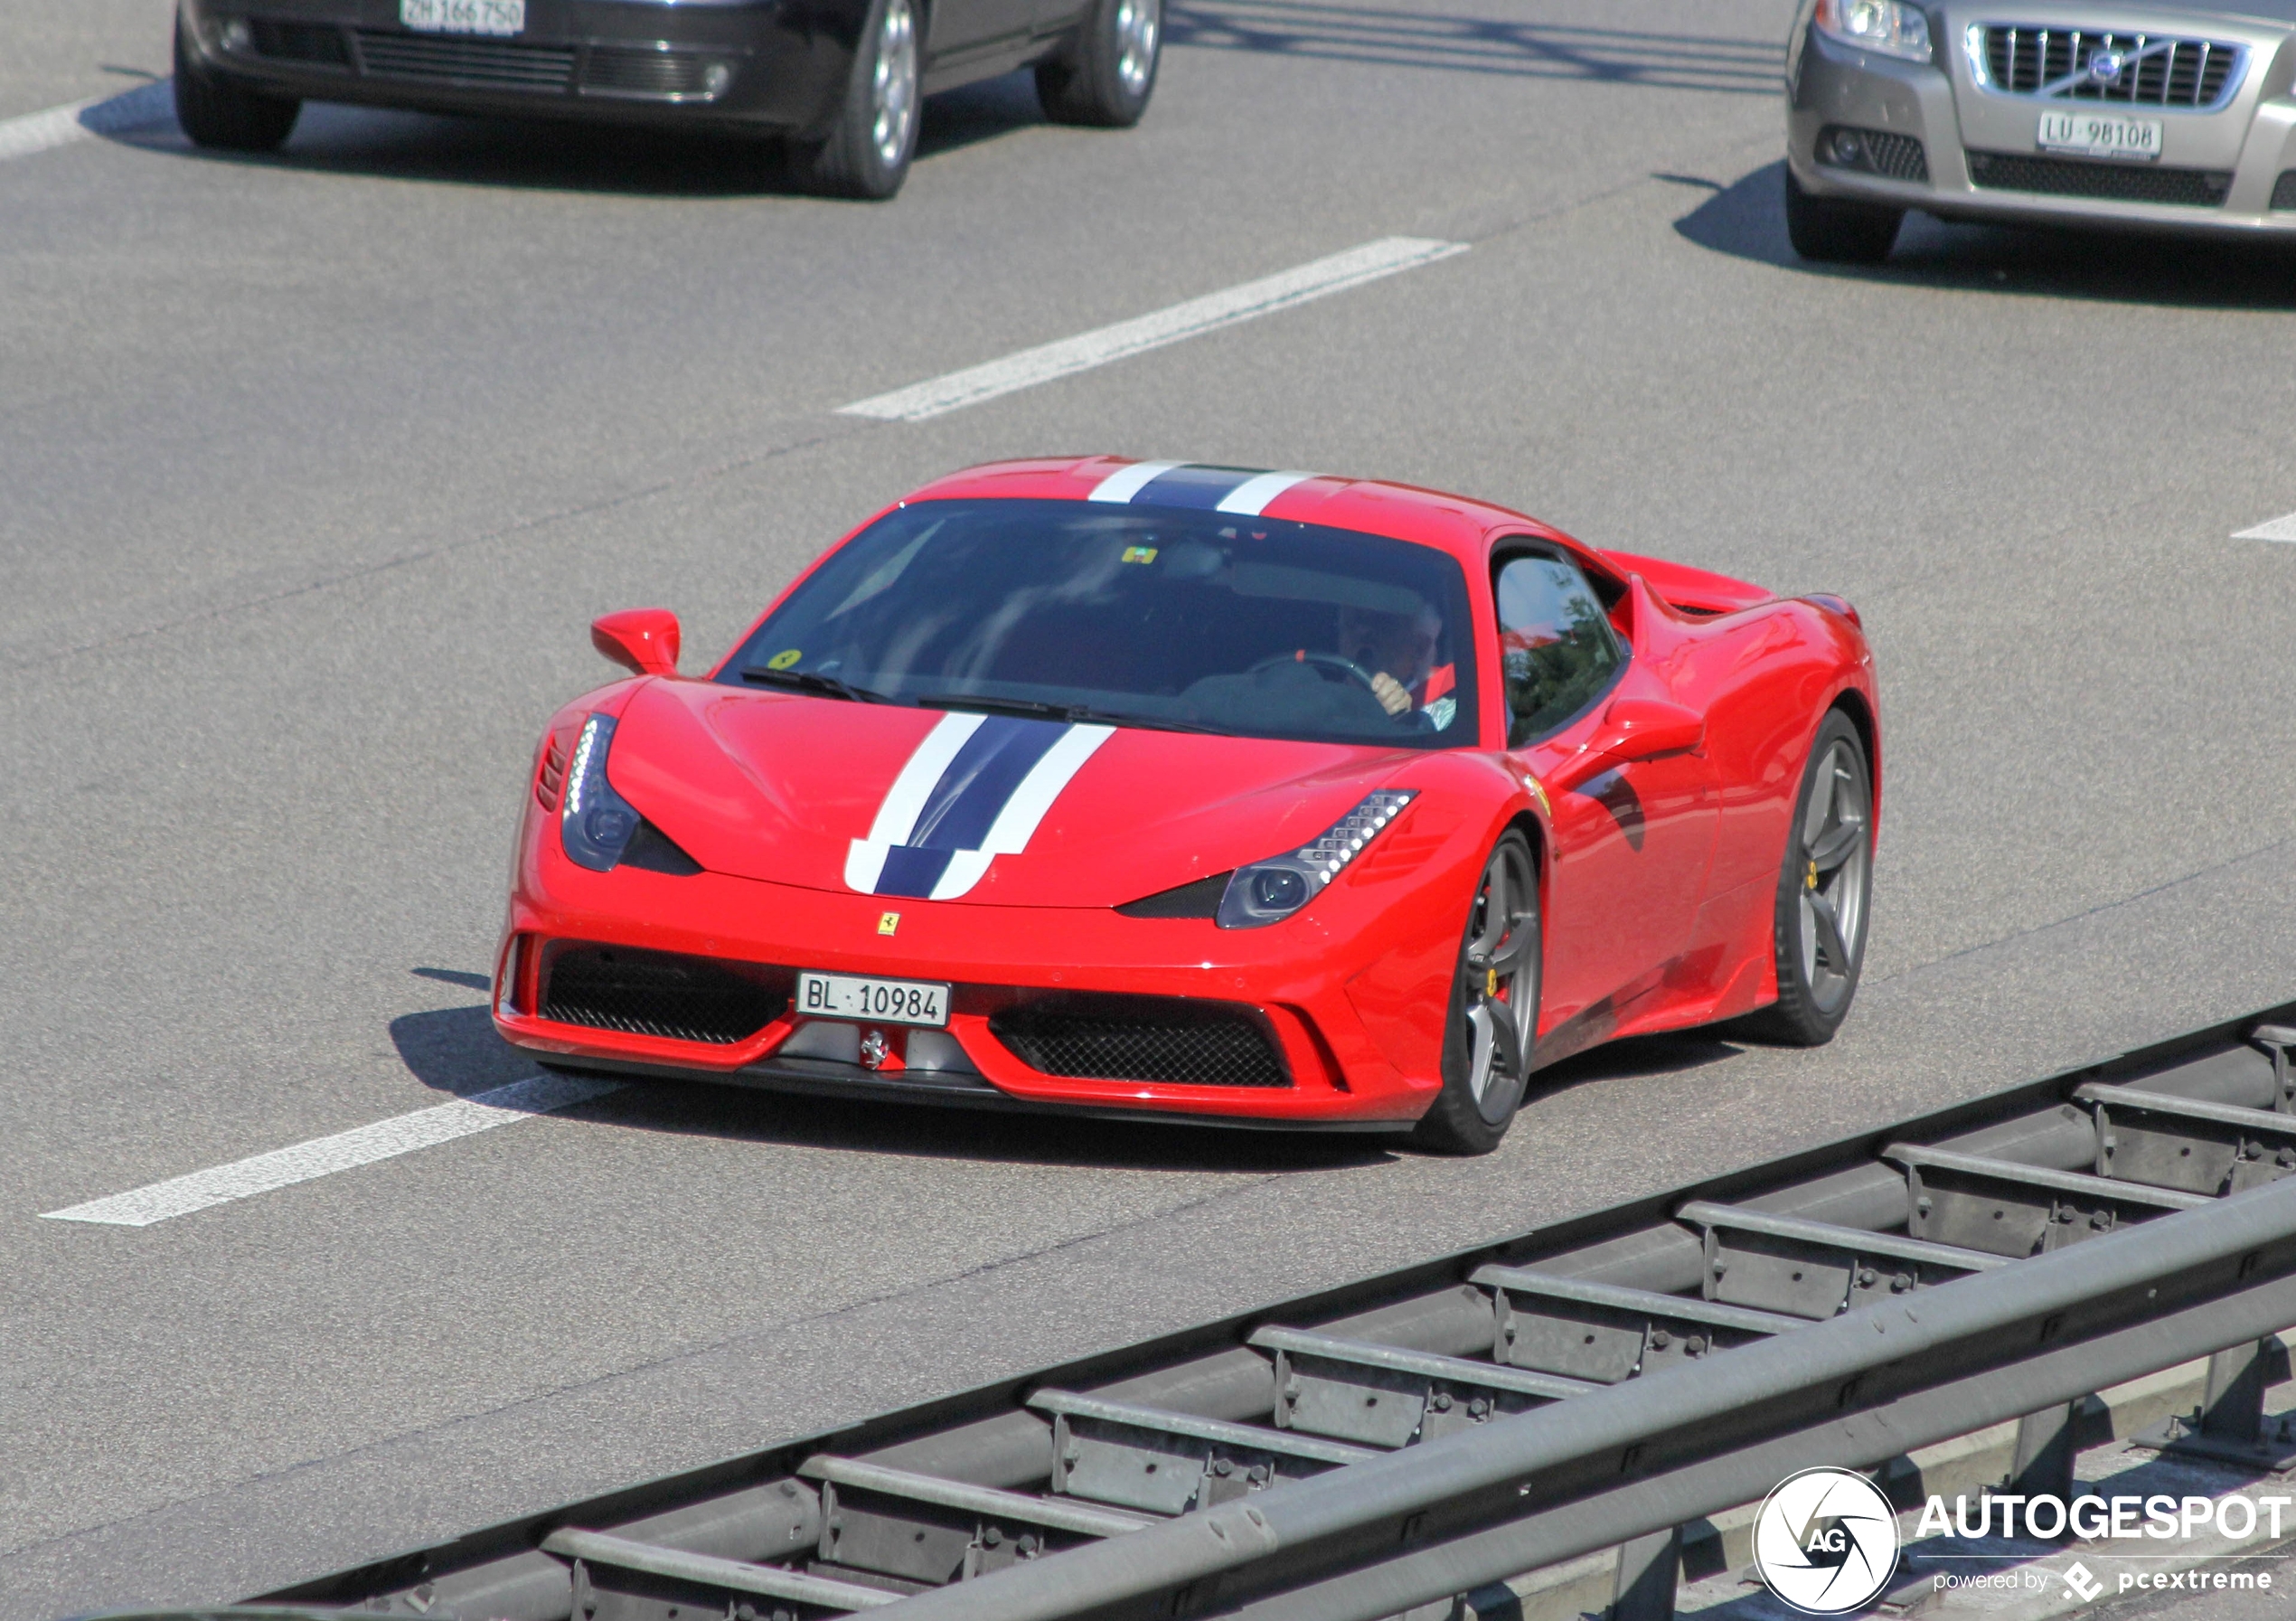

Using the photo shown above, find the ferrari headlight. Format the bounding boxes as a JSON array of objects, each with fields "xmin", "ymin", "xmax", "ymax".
[
  {"xmin": 560, "ymin": 714, "xmax": 641, "ymax": 872},
  {"xmin": 1218, "ymin": 791, "xmax": 1417, "ymax": 929},
  {"xmin": 1814, "ymin": 0, "xmax": 1931, "ymax": 61}
]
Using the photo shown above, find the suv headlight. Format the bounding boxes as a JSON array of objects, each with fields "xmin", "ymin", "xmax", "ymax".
[
  {"xmin": 1218, "ymin": 791, "xmax": 1417, "ymax": 928},
  {"xmin": 560, "ymin": 714, "xmax": 642, "ymax": 872},
  {"xmin": 1814, "ymin": 0, "xmax": 1932, "ymax": 61}
]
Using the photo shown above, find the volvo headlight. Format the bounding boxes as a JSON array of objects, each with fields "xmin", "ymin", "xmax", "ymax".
[
  {"xmin": 560, "ymin": 714, "xmax": 642, "ymax": 872},
  {"xmin": 1218, "ymin": 791, "xmax": 1417, "ymax": 929},
  {"xmin": 1814, "ymin": 0, "xmax": 1932, "ymax": 61}
]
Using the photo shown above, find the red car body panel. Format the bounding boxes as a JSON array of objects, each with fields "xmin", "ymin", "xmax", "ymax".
[{"xmin": 494, "ymin": 458, "xmax": 1880, "ymax": 1129}]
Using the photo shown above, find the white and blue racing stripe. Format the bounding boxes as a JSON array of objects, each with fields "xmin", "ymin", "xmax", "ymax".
[
  {"xmin": 845, "ymin": 713, "xmax": 1115, "ymax": 901},
  {"xmin": 1086, "ymin": 462, "xmax": 1316, "ymax": 515}
]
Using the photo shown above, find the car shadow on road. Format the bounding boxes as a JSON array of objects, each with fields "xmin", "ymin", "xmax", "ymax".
[
  {"xmin": 110, "ymin": 69, "xmax": 1046, "ymax": 197},
  {"xmin": 1673, "ymin": 158, "xmax": 2296, "ymax": 310}
]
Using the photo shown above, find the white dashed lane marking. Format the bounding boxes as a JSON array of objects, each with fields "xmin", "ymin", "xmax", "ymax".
[
  {"xmin": 0, "ymin": 80, "xmax": 173, "ymax": 165},
  {"xmin": 838, "ymin": 237, "xmax": 1469, "ymax": 422},
  {"xmin": 2234, "ymin": 512, "xmax": 2296, "ymax": 542},
  {"xmin": 40, "ymin": 1072, "xmax": 622, "ymax": 1228}
]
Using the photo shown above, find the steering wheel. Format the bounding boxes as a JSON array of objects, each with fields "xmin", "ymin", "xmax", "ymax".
[{"xmin": 1247, "ymin": 650, "xmax": 1382, "ymax": 695}]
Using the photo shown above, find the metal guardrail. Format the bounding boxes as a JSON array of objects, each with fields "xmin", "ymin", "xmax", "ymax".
[{"xmin": 212, "ymin": 1005, "xmax": 2296, "ymax": 1621}]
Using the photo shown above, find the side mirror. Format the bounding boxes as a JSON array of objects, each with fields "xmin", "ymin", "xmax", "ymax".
[
  {"xmin": 590, "ymin": 608, "xmax": 681, "ymax": 677},
  {"xmin": 1548, "ymin": 697, "xmax": 1704, "ymax": 792}
]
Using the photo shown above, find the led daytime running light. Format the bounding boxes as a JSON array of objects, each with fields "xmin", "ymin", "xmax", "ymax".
[{"xmin": 560, "ymin": 714, "xmax": 643, "ymax": 872}]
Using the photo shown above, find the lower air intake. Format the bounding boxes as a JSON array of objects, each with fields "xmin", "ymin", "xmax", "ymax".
[
  {"xmin": 353, "ymin": 30, "xmax": 576, "ymax": 89},
  {"xmin": 1965, "ymin": 150, "xmax": 2230, "ymax": 207},
  {"xmin": 541, "ymin": 946, "xmax": 786, "ymax": 1044},
  {"xmin": 991, "ymin": 995, "xmax": 1289, "ymax": 1088},
  {"xmin": 582, "ymin": 48, "xmax": 712, "ymax": 97}
]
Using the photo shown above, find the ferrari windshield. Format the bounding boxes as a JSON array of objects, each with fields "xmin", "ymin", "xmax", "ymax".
[{"xmin": 720, "ymin": 498, "xmax": 1480, "ymax": 749}]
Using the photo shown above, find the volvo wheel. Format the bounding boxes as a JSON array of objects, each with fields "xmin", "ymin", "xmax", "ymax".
[
  {"xmin": 790, "ymin": 0, "xmax": 920, "ymax": 200},
  {"xmin": 174, "ymin": 12, "xmax": 300, "ymax": 153},
  {"xmin": 1036, "ymin": 0, "xmax": 1161, "ymax": 127},
  {"xmin": 1748, "ymin": 710, "xmax": 1872, "ymax": 1045},
  {"xmin": 1412, "ymin": 831, "xmax": 1541, "ymax": 1155}
]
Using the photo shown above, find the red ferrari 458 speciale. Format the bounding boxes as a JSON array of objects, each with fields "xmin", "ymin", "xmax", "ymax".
[{"xmin": 493, "ymin": 457, "xmax": 1878, "ymax": 1153}]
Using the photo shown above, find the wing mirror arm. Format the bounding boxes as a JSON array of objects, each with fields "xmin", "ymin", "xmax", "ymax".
[
  {"xmin": 1546, "ymin": 697, "xmax": 1705, "ymax": 794},
  {"xmin": 591, "ymin": 608, "xmax": 682, "ymax": 677}
]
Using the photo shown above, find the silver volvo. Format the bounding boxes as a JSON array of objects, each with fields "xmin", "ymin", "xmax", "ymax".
[{"xmin": 1784, "ymin": 0, "xmax": 2296, "ymax": 258}]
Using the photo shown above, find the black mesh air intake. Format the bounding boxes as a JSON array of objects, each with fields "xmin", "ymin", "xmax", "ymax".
[
  {"xmin": 1966, "ymin": 150, "xmax": 2231, "ymax": 206},
  {"xmin": 541, "ymin": 946, "xmax": 786, "ymax": 1044},
  {"xmin": 991, "ymin": 995, "xmax": 1289, "ymax": 1087},
  {"xmin": 2273, "ymin": 171, "xmax": 2296, "ymax": 211}
]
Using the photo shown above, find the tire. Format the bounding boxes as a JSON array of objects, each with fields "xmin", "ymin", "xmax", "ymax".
[
  {"xmin": 1783, "ymin": 168, "xmax": 1902, "ymax": 265},
  {"xmin": 1411, "ymin": 832, "xmax": 1541, "ymax": 1155},
  {"xmin": 173, "ymin": 13, "xmax": 300, "ymax": 152},
  {"xmin": 1035, "ymin": 0, "xmax": 1161, "ymax": 127},
  {"xmin": 789, "ymin": 0, "xmax": 920, "ymax": 200},
  {"xmin": 1744, "ymin": 710, "xmax": 1873, "ymax": 1046}
]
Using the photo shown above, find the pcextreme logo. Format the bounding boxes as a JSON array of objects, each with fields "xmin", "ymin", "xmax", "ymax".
[{"xmin": 1752, "ymin": 1467, "xmax": 1902, "ymax": 1615}]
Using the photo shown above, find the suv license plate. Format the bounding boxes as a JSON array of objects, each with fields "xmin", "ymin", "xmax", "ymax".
[
  {"xmin": 400, "ymin": 0, "xmax": 524, "ymax": 35},
  {"xmin": 797, "ymin": 971, "xmax": 950, "ymax": 1028},
  {"xmin": 2037, "ymin": 110, "xmax": 2160, "ymax": 163}
]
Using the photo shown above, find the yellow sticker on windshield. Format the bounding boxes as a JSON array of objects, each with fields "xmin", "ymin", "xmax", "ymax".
[
  {"xmin": 766, "ymin": 648, "xmax": 803, "ymax": 670},
  {"xmin": 1121, "ymin": 546, "xmax": 1159, "ymax": 565}
]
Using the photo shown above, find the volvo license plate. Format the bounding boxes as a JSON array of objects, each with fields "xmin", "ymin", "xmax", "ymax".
[
  {"xmin": 797, "ymin": 971, "xmax": 950, "ymax": 1028},
  {"xmin": 400, "ymin": 0, "xmax": 525, "ymax": 35},
  {"xmin": 2037, "ymin": 110, "xmax": 2161, "ymax": 163}
]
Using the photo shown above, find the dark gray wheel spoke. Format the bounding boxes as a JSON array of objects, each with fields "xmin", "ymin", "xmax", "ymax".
[
  {"xmin": 1806, "ymin": 890, "xmax": 1850, "ymax": 971},
  {"xmin": 1807, "ymin": 818, "xmax": 1864, "ymax": 873}
]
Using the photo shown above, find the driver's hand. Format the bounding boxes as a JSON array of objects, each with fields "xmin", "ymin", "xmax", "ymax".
[{"xmin": 1370, "ymin": 673, "xmax": 1411, "ymax": 716}]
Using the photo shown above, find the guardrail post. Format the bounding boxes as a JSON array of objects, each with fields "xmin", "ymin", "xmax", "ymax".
[
  {"xmin": 1609, "ymin": 1524, "xmax": 1680, "ymax": 1621},
  {"xmin": 2134, "ymin": 1336, "xmax": 2296, "ymax": 1468},
  {"xmin": 2008, "ymin": 1401, "xmax": 2078, "ymax": 1509}
]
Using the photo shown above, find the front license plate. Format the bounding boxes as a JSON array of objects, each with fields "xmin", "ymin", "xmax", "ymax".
[
  {"xmin": 797, "ymin": 971, "xmax": 950, "ymax": 1028},
  {"xmin": 2037, "ymin": 110, "xmax": 2161, "ymax": 163},
  {"xmin": 400, "ymin": 0, "xmax": 524, "ymax": 35}
]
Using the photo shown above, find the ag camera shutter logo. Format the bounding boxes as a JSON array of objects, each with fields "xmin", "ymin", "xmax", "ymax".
[{"xmin": 1752, "ymin": 1467, "xmax": 1901, "ymax": 1614}]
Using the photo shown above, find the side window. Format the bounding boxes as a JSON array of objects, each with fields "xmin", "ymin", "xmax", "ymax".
[{"xmin": 1494, "ymin": 553, "xmax": 1624, "ymax": 747}]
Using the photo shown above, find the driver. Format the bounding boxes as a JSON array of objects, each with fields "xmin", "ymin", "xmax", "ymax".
[{"xmin": 1338, "ymin": 602, "xmax": 1454, "ymax": 722}]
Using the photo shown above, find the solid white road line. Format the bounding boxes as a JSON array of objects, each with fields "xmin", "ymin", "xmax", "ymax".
[
  {"xmin": 41, "ymin": 1072, "xmax": 623, "ymax": 1228},
  {"xmin": 838, "ymin": 237, "xmax": 1469, "ymax": 422},
  {"xmin": 2233, "ymin": 511, "xmax": 2296, "ymax": 542},
  {"xmin": 0, "ymin": 80, "xmax": 174, "ymax": 165}
]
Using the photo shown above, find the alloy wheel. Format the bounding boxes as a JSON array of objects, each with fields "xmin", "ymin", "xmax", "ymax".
[
  {"xmin": 1794, "ymin": 740, "xmax": 1870, "ymax": 1013},
  {"xmin": 1462, "ymin": 838, "xmax": 1538, "ymax": 1124},
  {"xmin": 870, "ymin": 0, "xmax": 919, "ymax": 170},
  {"xmin": 1114, "ymin": 0, "xmax": 1160, "ymax": 98}
]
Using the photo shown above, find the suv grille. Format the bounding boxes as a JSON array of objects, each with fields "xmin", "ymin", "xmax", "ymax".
[
  {"xmin": 1966, "ymin": 149, "xmax": 2231, "ymax": 206},
  {"xmin": 1973, "ymin": 26, "xmax": 2244, "ymax": 108},
  {"xmin": 353, "ymin": 30, "xmax": 575, "ymax": 90},
  {"xmin": 582, "ymin": 47, "xmax": 712, "ymax": 98},
  {"xmin": 541, "ymin": 946, "xmax": 786, "ymax": 1044},
  {"xmin": 991, "ymin": 996, "xmax": 1289, "ymax": 1088}
]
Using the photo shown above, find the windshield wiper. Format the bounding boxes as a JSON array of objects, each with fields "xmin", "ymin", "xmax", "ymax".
[
  {"xmin": 917, "ymin": 693, "xmax": 1224, "ymax": 735},
  {"xmin": 741, "ymin": 666, "xmax": 893, "ymax": 703}
]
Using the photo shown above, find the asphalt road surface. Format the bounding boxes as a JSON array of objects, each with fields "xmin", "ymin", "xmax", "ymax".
[{"xmin": 5, "ymin": 0, "xmax": 2296, "ymax": 1612}]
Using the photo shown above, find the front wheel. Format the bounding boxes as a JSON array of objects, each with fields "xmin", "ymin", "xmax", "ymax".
[
  {"xmin": 1036, "ymin": 0, "xmax": 1162, "ymax": 127},
  {"xmin": 174, "ymin": 13, "xmax": 300, "ymax": 152},
  {"xmin": 1783, "ymin": 168, "xmax": 1902, "ymax": 265},
  {"xmin": 789, "ymin": 0, "xmax": 920, "ymax": 199},
  {"xmin": 1746, "ymin": 710, "xmax": 1872, "ymax": 1045},
  {"xmin": 1411, "ymin": 832, "xmax": 1541, "ymax": 1155}
]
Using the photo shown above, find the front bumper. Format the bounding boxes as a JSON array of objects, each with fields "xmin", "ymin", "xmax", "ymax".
[
  {"xmin": 1788, "ymin": 13, "xmax": 2296, "ymax": 237},
  {"xmin": 492, "ymin": 836, "xmax": 1463, "ymax": 1129},
  {"xmin": 180, "ymin": 0, "xmax": 863, "ymax": 133}
]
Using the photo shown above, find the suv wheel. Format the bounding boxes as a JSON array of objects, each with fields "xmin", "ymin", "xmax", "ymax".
[{"xmin": 1784, "ymin": 168, "xmax": 1903, "ymax": 265}]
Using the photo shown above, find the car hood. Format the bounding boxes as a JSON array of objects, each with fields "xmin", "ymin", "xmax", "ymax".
[{"xmin": 603, "ymin": 679, "xmax": 1421, "ymax": 908}]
